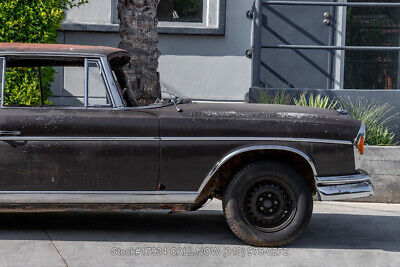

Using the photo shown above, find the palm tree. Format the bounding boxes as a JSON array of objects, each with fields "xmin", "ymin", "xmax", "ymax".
[{"xmin": 117, "ymin": 0, "xmax": 161, "ymax": 106}]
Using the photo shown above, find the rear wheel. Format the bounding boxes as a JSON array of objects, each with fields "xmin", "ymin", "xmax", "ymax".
[{"xmin": 222, "ymin": 161, "xmax": 313, "ymax": 247}]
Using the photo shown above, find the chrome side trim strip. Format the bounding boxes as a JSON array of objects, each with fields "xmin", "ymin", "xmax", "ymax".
[
  {"xmin": 197, "ymin": 145, "xmax": 318, "ymax": 194},
  {"xmin": 0, "ymin": 131, "xmax": 21, "ymax": 136},
  {"xmin": 0, "ymin": 136, "xmax": 159, "ymax": 141},
  {"xmin": 161, "ymin": 137, "xmax": 352, "ymax": 145},
  {"xmin": 0, "ymin": 191, "xmax": 199, "ymax": 204},
  {"xmin": 0, "ymin": 136, "xmax": 353, "ymax": 145}
]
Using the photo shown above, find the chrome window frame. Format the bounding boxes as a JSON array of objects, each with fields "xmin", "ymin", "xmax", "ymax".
[
  {"xmin": 100, "ymin": 56, "xmax": 124, "ymax": 108},
  {"xmin": 0, "ymin": 53, "xmax": 124, "ymax": 110},
  {"xmin": 84, "ymin": 58, "xmax": 89, "ymax": 107},
  {"xmin": 85, "ymin": 58, "xmax": 116, "ymax": 108},
  {"xmin": 0, "ymin": 57, "xmax": 5, "ymax": 107}
]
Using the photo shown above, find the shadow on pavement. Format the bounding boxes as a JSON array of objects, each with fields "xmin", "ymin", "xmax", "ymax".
[{"xmin": 0, "ymin": 210, "xmax": 399, "ymax": 252}]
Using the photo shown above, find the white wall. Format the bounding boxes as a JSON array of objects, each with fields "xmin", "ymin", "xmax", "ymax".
[
  {"xmin": 61, "ymin": 0, "xmax": 252, "ymax": 101},
  {"xmin": 64, "ymin": 0, "xmax": 115, "ymax": 25}
]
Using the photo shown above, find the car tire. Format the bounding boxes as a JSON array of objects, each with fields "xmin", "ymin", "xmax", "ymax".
[{"xmin": 222, "ymin": 160, "xmax": 313, "ymax": 247}]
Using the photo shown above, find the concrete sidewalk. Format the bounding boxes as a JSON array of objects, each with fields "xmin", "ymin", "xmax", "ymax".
[{"xmin": 0, "ymin": 200, "xmax": 399, "ymax": 267}]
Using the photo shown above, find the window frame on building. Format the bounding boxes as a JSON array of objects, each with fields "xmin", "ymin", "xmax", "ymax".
[
  {"xmin": 157, "ymin": 0, "xmax": 207, "ymax": 24},
  {"xmin": 154, "ymin": 0, "xmax": 226, "ymax": 35},
  {"xmin": 334, "ymin": 2, "xmax": 400, "ymax": 90},
  {"xmin": 61, "ymin": 0, "xmax": 226, "ymax": 36}
]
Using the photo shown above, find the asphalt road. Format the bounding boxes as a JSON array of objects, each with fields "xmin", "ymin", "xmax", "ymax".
[{"xmin": 0, "ymin": 200, "xmax": 399, "ymax": 267}]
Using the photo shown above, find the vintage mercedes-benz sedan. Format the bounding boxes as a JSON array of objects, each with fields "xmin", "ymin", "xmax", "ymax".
[{"xmin": 0, "ymin": 43, "xmax": 373, "ymax": 246}]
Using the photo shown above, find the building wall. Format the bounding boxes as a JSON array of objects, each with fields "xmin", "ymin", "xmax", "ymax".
[
  {"xmin": 60, "ymin": 0, "xmax": 252, "ymax": 102},
  {"xmin": 64, "ymin": 0, "xmax": 115, "ymax": 25},
  {"xmin": 251, "ymin": 1, "xmax": 400, "ymax": 141}
]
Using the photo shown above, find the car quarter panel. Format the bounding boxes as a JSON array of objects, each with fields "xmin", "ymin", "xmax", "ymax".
[{"xmin": 148, "ymin": 103, "xmax": 359, "ymax": 191}]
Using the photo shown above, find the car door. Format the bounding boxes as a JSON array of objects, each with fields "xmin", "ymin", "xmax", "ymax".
[{"xmin": 0, "ymin": 56, "xmax": 160, "ymax": 191}]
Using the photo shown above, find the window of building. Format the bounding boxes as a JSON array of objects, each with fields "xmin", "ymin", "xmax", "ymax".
[
  {"xmin": 62, "ymin": 0, "xmax": 226, "ymax": 35},
  {"xmin": 156, "ymin": 0, "xmax": 226, "ymax": 35},
  {"xmin": 157, "ymin": 0, "xmax": 204, "ymax": 23},
  {"xmin": 344, "ymin": 0, "xmax": 400, "ymax": 89}
]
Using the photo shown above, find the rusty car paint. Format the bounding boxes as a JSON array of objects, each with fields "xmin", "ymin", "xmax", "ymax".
[{"xmin": 0, "ymin": 42, "xmax": 129, "ymax": 61}]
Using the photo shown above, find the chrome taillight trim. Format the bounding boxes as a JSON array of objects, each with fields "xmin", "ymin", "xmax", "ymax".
[
  {"xmin": 354, "ymin": 122, "xmax": 366, "ymax": 147},
  {"xmin": 353, "ymin": 122, "xmax": 366, "ymax": 168}
]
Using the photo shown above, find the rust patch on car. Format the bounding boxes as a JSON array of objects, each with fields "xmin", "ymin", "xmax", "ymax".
[{"xmin": 0, "ymin": 42, "xmax": 130, "ymax": 61}]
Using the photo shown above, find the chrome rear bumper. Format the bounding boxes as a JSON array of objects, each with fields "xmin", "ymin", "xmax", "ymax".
[{"xmin": 316, "ymin": 171, "xmax": 374, "ymax": 201}]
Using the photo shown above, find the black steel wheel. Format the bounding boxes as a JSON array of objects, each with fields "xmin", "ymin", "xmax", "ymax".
[
  {"xmin": 223, "ymin": 161, "xmax": 313, "ymax": 247},
  {"xmin": 242, "ymin": 178, "xmax": 297, "ymax": 233}
]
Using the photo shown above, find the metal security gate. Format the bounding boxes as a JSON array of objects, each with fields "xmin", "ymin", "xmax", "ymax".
[
  {"xmin": 247, "ymin": 0, "xmax": 400, "ymax": 140},
  {"xmin": 248, "ymin": 0, "xmax": 400, "ymax": 89}
]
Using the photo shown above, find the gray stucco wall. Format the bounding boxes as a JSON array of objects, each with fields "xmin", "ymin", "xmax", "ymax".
[
  {"xmin": 252, "ymin": 1, "xmax": 399, "ymax": 141},
  {"xmin": 60, "ymin": 0, "xmax": 252, "ymax": 101}
]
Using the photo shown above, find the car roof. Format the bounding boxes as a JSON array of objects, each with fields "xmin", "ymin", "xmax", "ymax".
[{"xmin": 0, "ymin": 42, "xmax": 130, "ymax": 61}]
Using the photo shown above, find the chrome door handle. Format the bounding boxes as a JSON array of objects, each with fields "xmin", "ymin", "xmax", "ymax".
[{"xmin": 0, "ymin": 131, "xmax": 21, "ymax": 136}]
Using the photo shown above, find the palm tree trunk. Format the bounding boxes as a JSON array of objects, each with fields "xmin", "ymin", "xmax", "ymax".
[{"xmin": 117, "ymin": 0, "xmax": 161, "ymax": 106}]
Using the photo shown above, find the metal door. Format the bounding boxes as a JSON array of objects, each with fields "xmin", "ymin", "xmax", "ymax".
[{"xmin": 258, "ymin": 0, "xmax": 336, "ymax": 89}]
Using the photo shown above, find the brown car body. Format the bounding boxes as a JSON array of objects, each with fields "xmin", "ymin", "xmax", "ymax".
[{"xmin": 0, "ymin": 43, "xmax": 374, "ymax": 246}]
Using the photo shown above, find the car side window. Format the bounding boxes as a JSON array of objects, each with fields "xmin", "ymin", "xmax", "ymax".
[
  {"xmin": 0, "ymin": 56, "xmax": 113, "ymax": 108},
  {"xmin": 87, "ymin": 60, "xmax": 112, "ymax": 107},
  {"xmin": 2, "ymin": 57, "xmax": 85, "ymax": 107}
]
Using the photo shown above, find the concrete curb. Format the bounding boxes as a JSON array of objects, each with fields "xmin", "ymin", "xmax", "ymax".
[{"xmin": 353, "ymin": 146, "xmax": 400, "ymax": 203}]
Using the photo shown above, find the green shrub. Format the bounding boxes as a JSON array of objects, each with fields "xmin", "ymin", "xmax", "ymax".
[
  {"xmin": 0, "ymin": 0, "xmax": 87, "ymax": 105},
  {"xmin": 5, "ymin": 67, "xmax": 55, "ymax": 106},
  {"xmin": 256, "ymin": 89, "xmax": 294, "ymax": 105},
  {"xmin": 340, "ymin": 97, "xmax": 397, "ymax": 146},
  {"xmin": 294, "ymin": 92, "xmax": 338, "ymax": 110}
]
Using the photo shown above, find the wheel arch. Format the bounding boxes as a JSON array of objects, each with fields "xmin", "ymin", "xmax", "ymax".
[{"xmin": 195, "ymin": 146, "xmax": 317, "ymax": 204}]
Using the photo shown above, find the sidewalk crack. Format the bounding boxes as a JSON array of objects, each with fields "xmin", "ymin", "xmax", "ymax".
[{"xmin": 44, "ymin": 229, "xmax": 69, "ymax": 267}]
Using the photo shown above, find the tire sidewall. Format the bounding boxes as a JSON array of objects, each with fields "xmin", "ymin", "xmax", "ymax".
[{"xmin": 224, "ymin": 161, "xmax": 313, "ymax": 246}]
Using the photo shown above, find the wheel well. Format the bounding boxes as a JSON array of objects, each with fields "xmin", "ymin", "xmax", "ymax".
[{"xmin": 196, "ymin": 149, "xmax": 316, "ymax": 204}]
